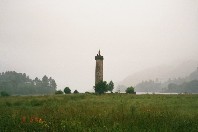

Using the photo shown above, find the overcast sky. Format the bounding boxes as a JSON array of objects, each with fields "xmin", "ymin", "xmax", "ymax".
[{"xmin": 0, "ymin": 0, "xmax": 198, "ymax": 92}]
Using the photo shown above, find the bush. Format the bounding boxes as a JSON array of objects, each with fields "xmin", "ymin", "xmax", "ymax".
[
  {"xmin": 73, "ymin": 90, "xmax": 79, "ymax": 94},
  {"xmin": 126, "ymin": 86, "xmax": 135, "ymax": 94},
  {"xmin": 55, "ymin": 90, "xmax": 64, "ymax": 94}
]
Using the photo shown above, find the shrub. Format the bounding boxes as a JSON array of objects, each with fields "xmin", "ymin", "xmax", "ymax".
[
  {"xmin": 55, "ymin": 90, "xmax": 64, "ymax": 94},
  {"xmin": 73, "ymin": 90, "xmax": 79, "ymax": 94}
]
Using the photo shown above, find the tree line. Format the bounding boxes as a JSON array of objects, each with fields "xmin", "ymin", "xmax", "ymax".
[
  {"xmin": 135, "ymin": 68, "xmax": 198, "ymax": 93},
  {"xmin": 0, "ymin": 71, "xmax": 57, "ymax": 95},
  {"xmin": 0, "ymin": 71, "xmax": 136, "ymax": 96},
  {"xmin": 167, "ymin": 80, "xmax": 198, "ymax": 93}
]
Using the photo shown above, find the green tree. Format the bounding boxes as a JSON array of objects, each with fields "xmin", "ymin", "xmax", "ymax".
[
  {"xmin": 42, "ymin": 75, "xmax": 49, "ymax": 87},
  {"xmin": 64, "ymin": 87, "xmax": 71, "ymax": 94},
  {"xmin": 108, "ymin": 80, "xmax": 114, "ymax": 93},
  {"xmin": 34, "ymin": 77, "xmax": 41, "ymax": 86},
  {"xmin": 73, "ymin": 90, "xmax": 79, "ymax": 94},
  {"xmin": 49, "ymin": 77, "xmax": 52, "ymax": 87},
  {"xmin": 49, "ymin": 77, "xmax": 57, "ymax": 89},
  {"xmin": 126, "ymin": 86, "xmax": 135, "ymax": 94},
  {"xmin": 51, "ymin": 79, "xmax": 57, "ymax": 89},
  {"xmin": 94, "ymin": 81, "xmax": 108, "ymax": 94}
]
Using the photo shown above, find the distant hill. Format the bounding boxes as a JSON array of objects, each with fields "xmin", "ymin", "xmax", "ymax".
[{"xmin": 120, "ymin": 60, "xmax": 198, "ymax": 87}]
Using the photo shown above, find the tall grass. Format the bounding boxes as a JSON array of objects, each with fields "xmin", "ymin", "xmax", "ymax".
[{"xmin": 0, "ymin": 94, "xmax": 198, "ymax": 131}]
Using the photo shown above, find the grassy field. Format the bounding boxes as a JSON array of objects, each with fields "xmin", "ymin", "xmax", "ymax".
[{"xmin": 0, "ymin": 94, "xmax": 198, "ymax": 132}]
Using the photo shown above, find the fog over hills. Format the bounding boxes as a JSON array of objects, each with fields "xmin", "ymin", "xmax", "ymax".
[
  {"xmin": 120, "ymin": 60, "xmax": 198, "ymax": 87},
  {"xmin": 0, "ymin": 0, "xmax": 198, "ymax": 92}
]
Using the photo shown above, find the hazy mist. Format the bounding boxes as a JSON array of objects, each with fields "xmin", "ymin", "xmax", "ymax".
[{"xmin": 0, "ymin": 0, "xmax": 198, "ymax": 92}]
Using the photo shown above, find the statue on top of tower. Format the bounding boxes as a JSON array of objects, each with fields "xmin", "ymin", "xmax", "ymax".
[{"xmin": 99, "ymin": 50, "xmax": 101, "ymax": 56}]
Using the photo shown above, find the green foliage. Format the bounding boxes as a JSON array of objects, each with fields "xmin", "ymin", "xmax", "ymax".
[
  {"xmin": 0, "ymin": 71, "xmax": 57, "ymax": 95},
  {"xmin": 94, "ymin": 81, "xmax": 108, "ymax": 94},
  {"xmin": 0, "ymin": 91, "xmax": 9, "ymax": 97},
  {"xmin": 73, "ymin": 90, "xmax": 79, "ymax": 94},
  {"xmin": 126, "ymin": 86, "xmax": 135, "ymax": 94},
  {"xmin": 55, "ymin": 90, "xmax": 64, "ymax": 94},
  {"xmin": 64, "ymin": 87, "xmax": 71, "ymax": 94},
  {"xmin": 42, "ymin": 75, "xmax": 49, "ymax": 87},
  {"xmin": 108, "ymin": 80, "xmax": 114, "ymax": 93},
  {"xmin": 0, "ymin": 94, "xmax": 198, "ymax": 131},
  {"xmin": 49, "ymin": 78, "xmax": 57, "ymax": 89}
]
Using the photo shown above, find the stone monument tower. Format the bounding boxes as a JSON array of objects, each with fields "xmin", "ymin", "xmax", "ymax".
[{"xmin": 95, "ymin": 50, "xmax": 104, "ymax": 85}]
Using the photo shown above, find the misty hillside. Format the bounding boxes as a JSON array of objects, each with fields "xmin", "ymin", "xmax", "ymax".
[{"xmin": 120, "ymin": 60, "xmax": 198, "ymax": 87}]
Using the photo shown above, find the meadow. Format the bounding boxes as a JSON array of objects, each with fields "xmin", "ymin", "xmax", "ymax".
[{"xmin": 0, "ymin": 94, "xmax": 198, "ymax": 132}]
